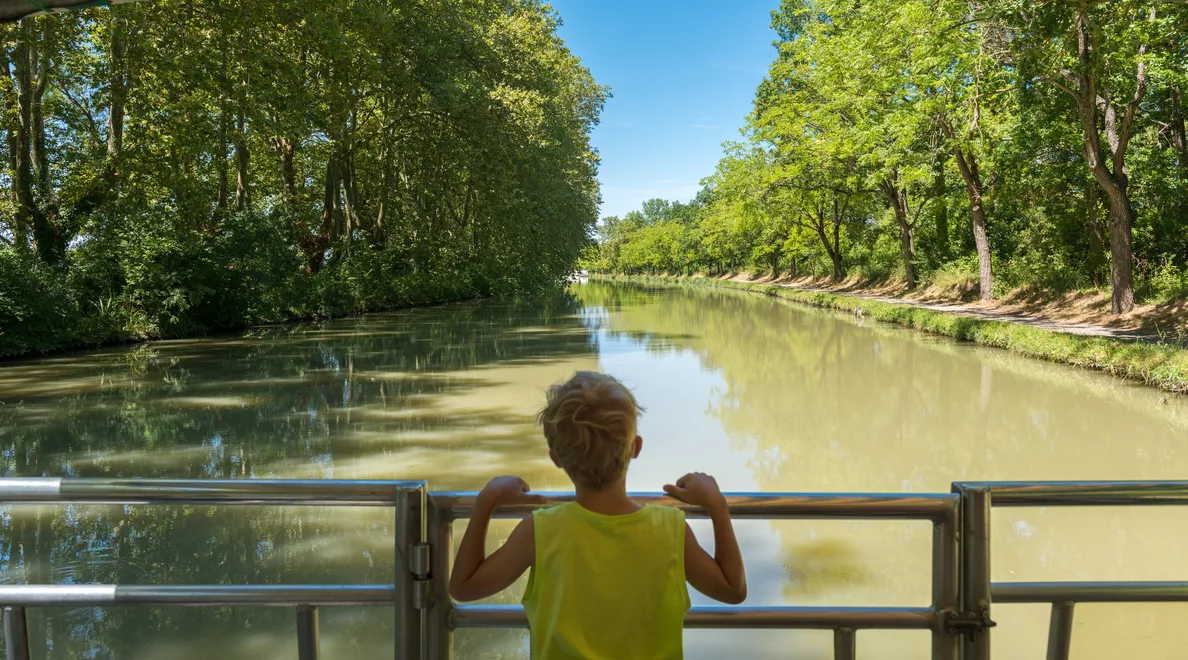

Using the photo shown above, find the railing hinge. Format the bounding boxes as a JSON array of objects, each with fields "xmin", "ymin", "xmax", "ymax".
[{"xmin": 409, "ymin": 541, "xmax": 432, "ymax": 610}]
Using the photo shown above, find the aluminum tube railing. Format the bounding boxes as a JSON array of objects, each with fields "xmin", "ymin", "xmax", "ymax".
[
  {"xmin": 993, "ymin": 581, "xmax": 1188, "ymax": 660},
  {"xmin": 954, "ymin": 481, "xmax": 1188, "ymax": 660},
  {"xmin": 434, "ymin": 491, "xmax": 958, "ymax": 520},
  {"xmin": 0, "ymin": 584, "xmax": 396, "ymax": 607},
  {"xmin": 432, "ymin": 491, "xmax": 961, "ymax": 660},
  {"xmin": 0, "ymin": 477, "xmax": 422, "ymax": 506},
  {"xmin": 12, "ymin": 479, "xmax": 1188, "ymax": 659},
  {"xmin": 450, "ymin": 604, "xmax": 939, "ymax": 630},
  {"xmin": 993, "ymin": 581, "xmax": 1188, "ymax": 603},
  {"xmin": 957, "ymin": 481, "xmax": 1188, "ymax": 507},
  {"xmin": 0, "ymin": 478, "xmax": 428, "ymax": 660}
]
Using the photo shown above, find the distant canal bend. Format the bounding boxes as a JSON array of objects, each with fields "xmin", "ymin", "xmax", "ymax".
[{"xmin": 1, "ymin": 281, "xmax": 1186, "ymax": 660}]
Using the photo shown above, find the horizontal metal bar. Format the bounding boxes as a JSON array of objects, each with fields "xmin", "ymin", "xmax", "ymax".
[
  {"xmin": 0, "ymin": 478, "xmax": 424, "ymax": 506},
  {"xmin": 433, "ymin": 492, "xmax": 958, "ymax": 522},
  {"xmin": 0, "ymin": 585, "xmax": 395, "ymax": 607},
  {"xmin": 956, "ymin": 481, "xmax": 1188, "ymax": 506},
  {"xmin": 993, "ymin": 581, "xmax": 1188, "ymax": 604},
  {"xmin": 450, "ymin": 605, "xmax": 937, "ymax": 630}
]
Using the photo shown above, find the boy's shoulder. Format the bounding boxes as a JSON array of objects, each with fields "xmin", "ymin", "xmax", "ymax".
[{"xmin": 648, "ymin": 502, "xmax": 687, "ymax": 522}]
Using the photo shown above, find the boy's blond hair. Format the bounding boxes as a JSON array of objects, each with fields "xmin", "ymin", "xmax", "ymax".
[{"xmin": 538, "ymin": 371, "xmax": 642, "ymax": 491}]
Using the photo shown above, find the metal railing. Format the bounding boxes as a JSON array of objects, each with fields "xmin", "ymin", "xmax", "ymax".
[
  {"xmin": 0, "ymin": 478, "xmax": 430, "ymax": 660},
  {"xmin": 955, "ymin": 481, "xmax": 1188, "ymax": 660},
  {"xmin": 428, "ymin": 491, "xmax": 963, "ymax": 660},
  {"xmin": 1, "ymin": 478, "xmax": 1186, "ymax": 660}
]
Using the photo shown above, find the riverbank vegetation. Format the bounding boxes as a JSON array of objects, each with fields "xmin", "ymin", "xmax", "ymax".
[
  {"xmin": 588, "ymin": 0, "xmax": 1188, "ymax": 315},
  {"xmin": 605, "ymin": 275, "xmax": 1188, "ymax": 394},
  {"xmin": 0, "ymin": 0, "xmax": 605, "ymax": 357}
]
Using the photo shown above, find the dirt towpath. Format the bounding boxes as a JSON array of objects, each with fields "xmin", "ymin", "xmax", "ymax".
[{"xmin": 751, "ymin": 280, "xmax": 1161, "ymax": 343}]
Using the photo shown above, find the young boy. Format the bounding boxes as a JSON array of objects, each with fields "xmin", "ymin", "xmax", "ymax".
[{"xmin": 449, "ymin": 371, "xmax": 747, "ymax": 659}]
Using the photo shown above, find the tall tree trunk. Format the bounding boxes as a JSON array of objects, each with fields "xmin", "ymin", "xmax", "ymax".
[
  {"xmin": 1171, "ymin": 86, "xmax": 1186, "ymax": 173},
  {"xmin": 106, "ymin": 16, "xmax": 126, "ymax": 164},
  {"xmin": 71, "ymin": 12, "xmax": 128, "ymax": 222},
  {"xmin": 1081, "ymin": 121, "xmax": 1137, "ymax": 314},
  {"xmin": 807, "ymin": 205, "xmax": 845, "ymax": 282},
  {"xmin": 215, "ymin": 100, "xmax": 229, "ymax": 217},
  {"xmin": 30, "ymin": 17, "xmax": 51, "ymax": 201},
  {"xmin": 1086, "ymin": 181, "xmax": 1105, "ymax": 287},
  {"xmin": 1061, "ymin": 7, "xmax": 1147, "ymax": 313},
  {"xmin": 881, "ymin": 178, "xmax": 917, "ymax": 289},
  {"xmin": 309, "ymin": 141, "xmax": 341, "ymax": 273},
  {"xmin": 1105, "ymin": 193, "xmax": 1136, "ymax": 313},
  {"xmin": 1, "ymin": 41, "xmax": 28, "ymax": 252},
  {"xmin": 831, "ymin": 213, "xmax": 844, "ymax": 281},
  {"xmin": 932, "ymin": 156, "xmax": 950, "ymax": 262},
  {"xmin": 11, "ymin": 22, "xmax": 42, "ymax": 260},
  {"xmin": 272, "ymin": 135, "xmax": 297, "ymax": 204},
  {"xmin": 341, "ymin": 150, "xmax": 359, "ymax": 248},
  {"xmin": 233, "ymin": 101, "xmax": 248, "ymax": 211},
  {"xmin": 952, "ymin": 147, "xmax": 993, "ymax": 300}
]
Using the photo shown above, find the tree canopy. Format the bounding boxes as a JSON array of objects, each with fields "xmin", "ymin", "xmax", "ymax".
[
  {"xmin": 0, "ymin": 0, "xmax": 607, "ymax": 356},
  {"xmin": 591, "ymin": 0, "xmax": 1188, "ymax": 314}
]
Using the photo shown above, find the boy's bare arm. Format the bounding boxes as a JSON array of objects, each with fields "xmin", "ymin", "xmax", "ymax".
[
  {"xmin": 665, "ymin": 472, "xmax": 747, "ymax": 604},
  {"xmin": 448, "ymin": 476, "xmax": 543, "ymax": 603}
]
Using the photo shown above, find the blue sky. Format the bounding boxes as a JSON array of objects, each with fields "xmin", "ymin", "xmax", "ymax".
[{"xmin": 549, "ymin": 0, "xmax": 779, "ymax": 219}]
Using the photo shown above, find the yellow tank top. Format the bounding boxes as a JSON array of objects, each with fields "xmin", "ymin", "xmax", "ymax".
[{"xmin": 523, "ymin": 502, "xmax": 690, "ymax": 660}]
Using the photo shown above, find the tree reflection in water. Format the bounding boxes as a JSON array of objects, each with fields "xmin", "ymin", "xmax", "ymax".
[
  {"xmin": 0, "ymin": 291, "xmax": 595, "ymax": 659},
  {"xmin": 574, "ymin": 281, "xmax": 1188, "ymax": 660}
]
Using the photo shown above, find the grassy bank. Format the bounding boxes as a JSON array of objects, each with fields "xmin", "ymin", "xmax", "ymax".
[{"xmin": 599, "ymin": 274, "xmax": 1188, "ymax": 394}]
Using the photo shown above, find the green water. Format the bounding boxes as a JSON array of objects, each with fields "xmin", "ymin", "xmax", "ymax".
[{"xmin": 2, "ymin": 282, "xmax": 1187, "ymax": 659}]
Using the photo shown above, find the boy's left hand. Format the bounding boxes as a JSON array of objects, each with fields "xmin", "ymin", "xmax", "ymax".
[{"xmin": 477, "ymin": 475, "xmax": 547, "ymax": 509}]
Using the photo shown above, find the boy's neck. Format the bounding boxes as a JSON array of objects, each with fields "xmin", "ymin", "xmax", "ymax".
[{"xmin": 574, "ymin": 481, "xmax": 640, "ymax": 516}]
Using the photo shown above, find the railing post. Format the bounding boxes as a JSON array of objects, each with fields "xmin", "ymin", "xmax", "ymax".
[
  {"xmin": 3, "ymin": 606, "xmax": 29, "ymax": 660},
  {"xmin": 395, "ymin": 483, "xmax": 427, "ymax": 660},
  {"xmin": 296, "ymin": 605, "xmax": 320, "ymax": 660},
  {"xmin": 956, "ymin": 484, "xmax": 993, "ymax": 660},
  {"xmin": 1045, "ymin": 602, "xmax": 1075, "ymax": 660},
  {"xmin": 426, "ymin": 499, "xmax": 453, "ymax": 660},
  {"xmin": 931, "ymin": 498, "xmax": 960, "ymax": 660},
  {"xmin": 833, "ymin": 628, "xmax": 856, "ymax": 660}
]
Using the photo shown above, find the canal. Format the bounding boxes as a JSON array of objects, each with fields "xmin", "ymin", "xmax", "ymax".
[{"xmin": 1, "ymin": 281, "xmax": 1186, "ymax": 659}]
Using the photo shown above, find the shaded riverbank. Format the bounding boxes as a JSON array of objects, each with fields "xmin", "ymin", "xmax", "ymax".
[{"xmin": 596, "ymin": 275, "xmax": 1188, "ymax": 394}]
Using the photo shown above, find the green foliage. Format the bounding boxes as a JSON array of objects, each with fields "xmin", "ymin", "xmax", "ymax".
[
  {"xmin": 592, "ymin": 0, "xmax": 1187, "ymax": 307},
  {"xmin": 0, "ymin": 0, "xmax": 605, "ymax": 357},
  {"xmin": 0, "ymin": 251, "xmax": 77, "ymax": 354}
]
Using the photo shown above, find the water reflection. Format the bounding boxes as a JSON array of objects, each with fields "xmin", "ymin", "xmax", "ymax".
[
  {"xmin": 574, "ymin": 282, "xmax": 1188, "ymax": 659},
  {"xmin": 2, "ymin": 283, "xmax": 1188, "ymax": 659},
  {"xmin": 0, "ymin": 292, "xmax": 593, "ymax": 659}
]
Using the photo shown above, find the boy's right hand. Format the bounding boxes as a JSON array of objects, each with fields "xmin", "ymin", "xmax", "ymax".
[
  {"xmin": 477, "ymin": 476, "xmax": 547, "ymax": 510},
  {"xmin": 664, "ymin": 472, "xmax": 727, "ymax": 511}
]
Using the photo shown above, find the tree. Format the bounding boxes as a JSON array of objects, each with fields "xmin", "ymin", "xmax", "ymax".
[
  {"xmin": 0, "ymin": 0, "xmax": 607, "ymax": 357},
  {"xmin": 994, "ymin": 0, "xmax": 1166, "ymax": 313}
]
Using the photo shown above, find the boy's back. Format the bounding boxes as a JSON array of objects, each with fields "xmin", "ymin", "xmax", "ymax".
[
  {"xmin": 525, "ymin": 502, "xmax": 689, "ymax": 660},
  {"xmin": 448, "ymin": 371, "xmax": 746, "ymax": 659}
]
